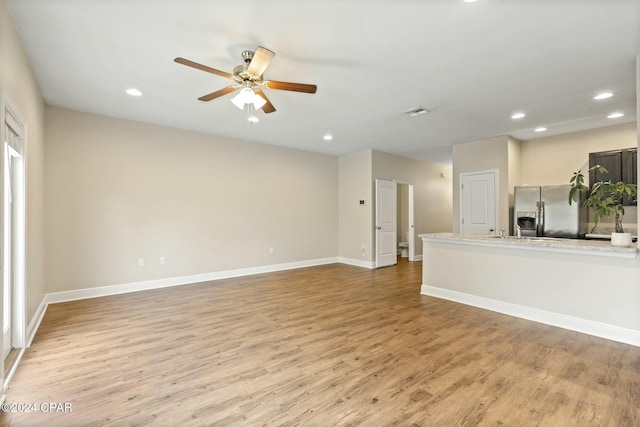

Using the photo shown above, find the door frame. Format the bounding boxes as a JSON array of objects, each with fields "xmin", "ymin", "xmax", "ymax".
[
  {"xmin": 374, "ymin": 179, "xmax": 416, "ymax": 267},
  {"xmin": 408, "ymin": 183, "xmax": 415, "ymax": 261},
  {"xmin": 0, "ymin": 89, "xmax": 27, "ymax": 391},
  {"xmin": 459, "ymin": 169, "xmax": 498, "ymax": 235},
  {"xmin": 4, "ymin": 145, "xmax": 25, "ymax": 350}
]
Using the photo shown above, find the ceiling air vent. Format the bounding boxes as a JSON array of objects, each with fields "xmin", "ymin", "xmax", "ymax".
[{"xmin": 403, "ymin": 106, "xmax": 431, "ymax": 117}]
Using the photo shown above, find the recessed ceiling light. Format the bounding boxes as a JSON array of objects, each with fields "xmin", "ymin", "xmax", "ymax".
[
  {"xmin": 463, "ymin": 0, "xmax": 478, "ymax": 2},
  {"xmin": 593, "ymin": 92, "xmax": 613, "ymax": 100},
  {"xmin": 511, "ymin": 112, "xmax": 526, "ymax": 119},
  {"xmin": 323, "ymin": 134, "xmax": 333, "ymax": 141},
  {"xmin": 534, "ymin": 127, "xmax": 547, "ymax": 132},
  {"xmin": 607, "ymin": 112, "xmax": 624, "ymax": 119},
  {"xmin": 126, "ymin": 88, "xmax": 142, "ymax": 97}
]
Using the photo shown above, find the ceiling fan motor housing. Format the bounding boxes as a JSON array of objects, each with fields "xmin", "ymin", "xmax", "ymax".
[
  {"xmin": 241, "ymin": 50, "xmax": 254, "ymax": 63},
  {"xmin": 233, "ymin": 51, "xmax": 262, "ymax": 84}
]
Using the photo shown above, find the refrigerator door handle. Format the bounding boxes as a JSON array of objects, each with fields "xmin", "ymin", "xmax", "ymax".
[{"xmin": 538, "ymin": 201, "xmax": 545, "ymax": 236}]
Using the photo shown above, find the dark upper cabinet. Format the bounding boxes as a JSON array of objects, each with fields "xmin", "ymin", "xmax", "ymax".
[
  {"xmin": 622, "ymin": 148, "xmax": 637, "ymax": 185},
  {"xmin": 589, "ymin": 147, "xmax": 637, "ymax": 206},
  {"xmin": 589, "ymin": 150, "xmax": 622, "ymax": 183}
]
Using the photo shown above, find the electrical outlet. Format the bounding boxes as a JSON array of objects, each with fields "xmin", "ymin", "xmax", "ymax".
[
  {"xmin": 269, "ymin": 247, "xmax": 275, "ymax": 254},
  {"xmin": 361, "ymin": 244, "xmax": 366, "ymax": 256},
  {"xmin": 159, "ymin": 257, "xmax": 166, "ymax": 265},
  {"xmin": 137, "ymin": 258, "xmax": 145, "ymax": 267}
]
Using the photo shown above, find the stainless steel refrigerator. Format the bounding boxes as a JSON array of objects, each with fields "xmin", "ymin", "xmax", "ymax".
[{"xmin": 513, "ymin": 184, "xmax": 586, "ymax": 238}]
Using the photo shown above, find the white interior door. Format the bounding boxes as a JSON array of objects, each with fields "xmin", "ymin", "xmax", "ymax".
[
  {"xmin": 460, "ymin": 170, "xmax": 497, "ymax": 235},
  {"xmin": 375, "ymin": 179, "xmax": 397, "ymax": 268}
]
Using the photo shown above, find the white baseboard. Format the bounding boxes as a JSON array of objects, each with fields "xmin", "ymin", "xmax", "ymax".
[
  {"xmin": 47, "ymin": 257, "xmax": 340, "ymax": 304},
  {"xmin": 421, "ymin": 284, "xmax": 640, "ymax": 347},
  {"xmin": 9, "ymin": 257, "xmax": 338, "ymax": 388},
  {"xmin": 27, "ymin": 297, "xmax": 48, "ymax": 346},
  {"xmin": 3, "ymin": 347, "xmax": 25, "ymax": 390},
  {"xmin": 2, "ymin": 295, "xmax": 47, "ymax": 390},
  {"xmin": 24, "ymin": 256, "xmax": 391, "ymax": 352},
  {"xmin": 338, "ymin": 257, "xmax": 375, "ymax": 269}
]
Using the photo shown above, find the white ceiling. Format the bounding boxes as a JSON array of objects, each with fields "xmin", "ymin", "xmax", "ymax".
[{"xmin": 6, "ymin": 0, "xmax": 639, "ymax": 164}]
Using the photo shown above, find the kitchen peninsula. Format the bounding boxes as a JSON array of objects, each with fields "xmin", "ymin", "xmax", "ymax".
[{"xmin": 419, "ymin": 233, "xmax": 640, "ymax": 347}]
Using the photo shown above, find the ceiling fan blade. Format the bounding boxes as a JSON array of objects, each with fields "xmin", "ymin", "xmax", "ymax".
[
  {"xmin": 174, "ymin": 57, "xmax": 233, "ymax": 79},
  {"xmin": 254, "ymin": 89, "xmax": 276, "ymax": 114},
  {"xmin": 198, "ymin": 86, "xmax": 237, "ymax": 102},
  {"xmin": 265, "ymin": 80, "xmax": 317, "ymax": 94},
  {"xmin": 247, "ymin": 46, "xmax": 275, "ymax": 77}
]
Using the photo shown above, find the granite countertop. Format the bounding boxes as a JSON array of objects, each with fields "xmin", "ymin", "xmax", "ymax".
[{"xmin": 419, "ymin": 233, "xmax": 638, "ymax": 259}]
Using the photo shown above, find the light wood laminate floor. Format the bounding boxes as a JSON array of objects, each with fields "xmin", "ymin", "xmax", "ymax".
[{"xmin": 2, "ymin": 259, "xmax": 639, "ymax": 426}]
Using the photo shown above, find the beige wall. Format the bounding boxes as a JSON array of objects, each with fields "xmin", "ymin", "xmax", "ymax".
[
  {"xmin": 338, "ymin": 150, "xmax": 373, "ymax": 263},
  {"xmin": 45, "ymin": 107, "xmax": 339, "ymax": 292},
  {"xmin": 452, "ymin": 136, "xmax": 511, "ymax": 233},
  {"xmin": 337, "ymin": 149, "xmax": 452, "ymax": 263},
  {"xmin": 0, "ymin": 0, "xmax": 46, "ymax": 332},
  {"xmin": 519, "ymin": 122, "xmax": 637, "ymax": 186},
  {"xmin": 372, "ymin": 150, "xmax": 452, "ymax": 257}
]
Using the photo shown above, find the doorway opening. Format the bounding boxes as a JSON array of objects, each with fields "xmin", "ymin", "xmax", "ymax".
[
  {"xmin": 397, "ymin": 183, "xmax": 415, "ymax": 261},
  {"xmin": 374, "ymin": 179, "xmax": 415, "ymax": 268}
]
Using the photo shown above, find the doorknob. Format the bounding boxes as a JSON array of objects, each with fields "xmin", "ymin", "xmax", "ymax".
[{"xmin": 376, "ymin": 226, "xmax": 382, "ymax": 230}]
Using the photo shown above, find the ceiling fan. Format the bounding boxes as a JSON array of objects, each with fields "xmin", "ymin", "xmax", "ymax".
[{"xmin": 174, "ymin": 46, "xmax": 317, "ymax": 121}]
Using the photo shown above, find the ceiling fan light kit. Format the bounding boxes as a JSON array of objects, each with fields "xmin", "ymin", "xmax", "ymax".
[
  {"xmin": 174, "ymin": 46, "xmax": 317, "ymax": 124},
  {"xmin": 230, "ymin": 87, "xmax": 266, "ymax": 110}
]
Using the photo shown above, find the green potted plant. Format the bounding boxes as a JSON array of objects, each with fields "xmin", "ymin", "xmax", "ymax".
[{"xmin": 569, "ymin": 165, "xmax": 637, "ymax": 246}]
